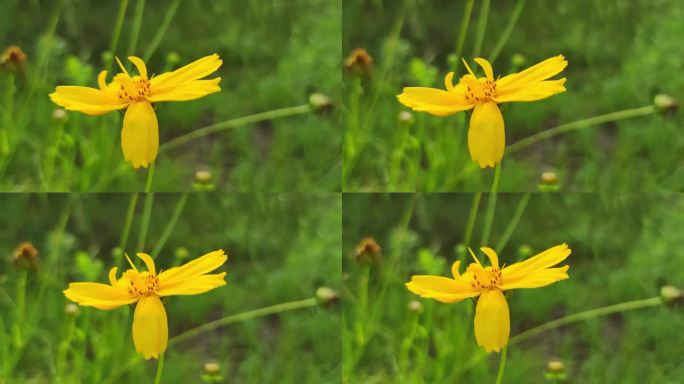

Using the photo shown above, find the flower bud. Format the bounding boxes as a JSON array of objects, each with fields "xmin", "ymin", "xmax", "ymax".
[
  {"xmin": 166, "ymin": 51, "xmax": 181, "ymax": 67},
  {"xmin": 203, "ymin": 362, "xmax": 220, "ymax": 375},
  {"xmin": 398, "ymin": 111, "xmax": 415, "ymax": 126},
  {"xmin": 517, "ymin": 244, "xmax": 533, "ymax": 259},
  {"xmin": 52, "ymin": 108, "xmax": 68, "ymax": 122},
  {"xmin": 654, "ymin": 94, "xmax": 678, "ymax": 116},
  {"xmin": 316, "ymin": 286, "xmax": 340, "ymax": 306},
  {"xmin": 511, "ymin": 53, "xmax": 526, "ymax": 69},
  {"xmin": 193, "ymin": 170, "xmax": 215, "ymax": 192},
  {"xmin": 12, "ymin": 242, "xmax": 39, "ymax": 270},
  {"xmin": 538, "ymin": 171, "xmax": 560, "ymax": 192},
  {"xmin": 65, "ymin": 303, "xmax": 80, "ymax": 316},
  {"xmin": 408, "ymin": 300, "xmax": 423, "ymax": 313},
  {"xmin": 201, "ymin": 362, "xmax": 223, "ymax": 383},
  {"xmin": 1, "ymin": 46, "xmax": 27, "ymax": 73},
  {"xmin": 354, "ymin": 237, "xmax": 382, "ymax": 265},
  {"xmin": 544, "ymin": 359, "xmax": 567, "ymax": 382},
  {"xmin": 344, "ymin": 48, "xmax": 373, "ymax": 77},
  {"xmin": 661, "ymin": 285, "xmax": 684, "ymax": 305},
  {"xmin": 309, "ymin": 92, "xmax": 334, "ymax": 114},
  {"xmin": 175, "ymin": 247, "xmax": 190, "ymax": 263}
]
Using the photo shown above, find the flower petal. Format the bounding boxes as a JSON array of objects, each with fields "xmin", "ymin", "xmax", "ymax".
[
  {"xmin": 156, "ymin": 272, "xmax": 227, "ymax": 296},
  {"xmin": 494, "ymin": 78, "xmax": 566, "ymax": 103},
  {"xmin": 128, "ymin": 56, "xmax": 148, "ymax": 79},
  {"xmin": 121, "ymin": 101, "xmax": 159, "ymax": 169},
  {"xmin": 63, "ymin": 282, "xmax": 137, "ymax": 310},
  {"xmin": 406, "ymin": 275, "xmax": 480, "ymax": 303},
  {"xmin": 474, "ymin": 289, "xmax": 510, "ymax": 353},
  {"xmin": 451, "ymin": 260, "xmax": 462, "ymax": 279},
  {"xmin": 148, "ymin": 78, "xmax": 221, "ymax": 102},
  {"xmin": 136, "ymin": 253, "xmax": 156, "ymax": 275},
  {"xmin": 49, "ymin": 86, "xmax": 128, "ymax": 116},
  {"xmin": 480, "ymin": 247, "xmax": 499, "ymax": 269},
  {"xmin": 496, "ymin": 55, "xmax": 567, "ymax": 92},
  {"xmin": 474, "ymin": 58, "xmax": 494, "ymax": 81},
  {"xmin": 158, "ymin": 250, "xmax": 227, "ymax": 293},
  {"xmin": 468, "ymin": 101, "xmax": 505, "ymax": 168},
  {"xmin": 501, "ymin": 243, "xmax": 570, "ymax": 281},
  {"xmin": 499, "ymin": 265, "xmax": 569, "ymax": 290},
  {"xmin": 150, "ymin": 54, "xmax": 222, "ymax": 89},
  {"xmin": 132, "ymin": 295, "xmax": 168, "ymax": 359},
  {"xmin": 397, "ymin": 82, "xmax": 474, "ymax": 117}
]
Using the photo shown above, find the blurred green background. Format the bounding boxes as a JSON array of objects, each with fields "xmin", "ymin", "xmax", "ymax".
[
  {"xmin": 343, "ymin": 193, "xmax": 684, "ymax": 383},
  {"xmin": 343, "ymin": 0, "xmax": 684, "ymax": 192},
  {"xmin": 0, "ymin": 193, "xmax": 341, "ymax": 383},
  {"xmin": 0, "ymin": 0, "xmax": 340, "ymax": 191}
]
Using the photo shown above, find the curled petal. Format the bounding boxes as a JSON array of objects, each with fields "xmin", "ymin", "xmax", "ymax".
[
  {"xmin": 136, "ymin": 253, "xmax": 156, "ymax": 275},
  {"xmin": 128, "ymin": 56, "xmax": 148, "ymax": 79},
  {"xmin": 480, "ymin": 247, "xmax": 499, "ymax": 269},
  {"xmin": 474, "ymin": 289, "xmax": 510, "ymax": 353},
  {"xmin": 63, "ymin": 282, "xmax": 137, "ymax": 310},
  {"xmin": 474, "ymin": 58, "xmax": 494, "ymax": 80},
  {"xmin": 132, "ymin": 295, "xmax": 168, "ymax": 359},
  {"xmin": 121, "ymin": 101, "xmax": 159, "ymax": 169},
  {"xmin": 468, "ymin": 102, "xmax": 504, "ymax": 168},
  {"xmin": 406, "ymin": 275, "xmax": 480, "ymax": 303}
]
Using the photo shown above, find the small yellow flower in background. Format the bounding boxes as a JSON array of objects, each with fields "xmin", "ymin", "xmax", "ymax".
[
  {"xmin": 64, "ymin": 250, "xmax": 228, "ymax": 359},
  {"xmin": 406, "ymin": 243, "xmax": 570, "ymax": 352},
  {"xmin": 50, "ymin": 54, "xmax": 222, "ymax": 168},
  {"xmin": 397, "ymin": 55, "xmax": 567, "ymax": 168}
]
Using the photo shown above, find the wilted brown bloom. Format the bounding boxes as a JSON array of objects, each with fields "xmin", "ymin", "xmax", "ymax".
[
  {"xmin": 344, "ymin": 48, "xmax": 373, "ymax": 77},
  {"xmin": 1, "ymin": 46, "xmax": 27, "ymax": 73},
  {"xmin": 12, "ymin": 242, "xmax": 39, "ymax": 269},
  {"xmin": 316, "ymin": 286, "xmax": 340, "ymax": 307},
  {"xmin": 354, "ymin": 237, "xmax": 382, "ymax": 265}
]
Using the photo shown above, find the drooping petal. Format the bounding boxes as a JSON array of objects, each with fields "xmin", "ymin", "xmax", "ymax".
[
  {"xmin": 451, "ymin": 260, "xmax": 462, "ymax": 279},
  {"xmin": 157, "ymin": 250, "xmax": 227, "ymax": 295},
  {"xmin": 132, "ymin": 295, "xmax": 168, "ymax": 360},
  {"xmin": 467, "ymin": 101, "xmax": 505, "ymax": 168},
  {"xmin": 474, "ymin": 289, "xmax": 510, "ymax": 352},
  {"xmin": 501, "ymin": 244, "xmax": 570, "ymax": 283},
  {"xmin": 156, "ymin": 272, "xmax": 227, "ymax": 296},
  {"xmin": 397, "ymin": 86, "xmax": 474, "ymax": 116},
  {"xmin": 121, "ymin": 101, "xmax": 159, "ymax": 168},
  {"xmin": 496, "ymin": 55, "xmax": 567, "ymax": 92},
  {"xmin": 150, "ymin": 54, "xmax": 222, "ymax": 90},
  {"xmin": 63, "ymin": 282, "xmax": 137, "ymax": 310},
  {"xmin": 480, "ymin": 247, "xmax": 499, "ymax": 269},
  {"xmin": 499, "ymin": 265, "xmax": 569, "ymax": 290},
  {"xmin": 406, "ymin": 275, "xmax": 480, "ymax": 303},
  {"xmin": 494, "ymin": 78, "xmax": 566, "ymax": 103},
  {"xmin": 148, "ymin": 78, "xmax": 221, "ymax": 102},
  {"xmin": 49, "ymin": 86, "xmax": 128, "ymax": 116}
]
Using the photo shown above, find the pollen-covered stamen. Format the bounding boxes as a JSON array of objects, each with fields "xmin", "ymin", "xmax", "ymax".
[
  {"xmin": 126, "ymin": 271, "xmax": 160, "ymax": 297},
  {"xmin": 464, "ymin": 78, "xmax": 497, "ymax": 104},
  {"xmin": 115, "ymin": 75, "xmax": 151, "ymax": 102},
  {"xmin": 469, "ymin": 266, "xmax": 503, "ymax": 290}
]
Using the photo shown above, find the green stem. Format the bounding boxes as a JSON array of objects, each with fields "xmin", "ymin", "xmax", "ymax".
[
  {"xmin": 489, "ymin": 0, "xmax": 526, "ymax": 62},
  {"xmin": 144, "ymin": 162, "xmax": 155, "ymax": 193},
  {"xmin": 106, "ymin": 0, "xmax": 129, "ymax": 71},
  {"xmin": 480, "ymin": 162, "xmax": 501, "ymax": 246},
  {"xmin": 118, "ymin": 193, "xmax": 139, "ymax": 256},
  {"xmin": 143, "ymin": 0, "xmax": 181, "ymax": 61},
  {"xmin": 153, "ymin": 352, "xmax": 165, "ymax": 384},
  {"xmin": 168, "ymin": 298, "xmax": 318, "ymax": 347},
  {"xmin": 472, "ymin": 0, "xmax": 490, "ymax": 58},
  {"xmin": 136, "ymin": 174, "xmax": 155, "ymax": 252},
  {"xmin": 506, "ymin": 105, "xmax": 656, "ymax": 155},
  {"xmin": 126, "ymin": 0, "xmax": 145, "ymax": 57},
  {"xmin": 460, "ymin": 192, "xmax": 482, "ymax": 262},
  {"xmin": 495, "ymin": 346, "xmax": 508, "ymax": 384},
  {"xmin": 495, "ymin": 192, "xmax": 530, "ymax": 253},
  {"xmin": 453, "ymin": 0, "xmax": 475, "ymax": 74},
  {"xmin": 151, "ymin": 193, "xmax": 188, "ymax": 258},
  {"xmin": 160, "ymin": 104, "xmax": 311, "ymax": 153},
  {"xmin": 510, "ymin": 296, "xmax": 663, "ymax": 345}
]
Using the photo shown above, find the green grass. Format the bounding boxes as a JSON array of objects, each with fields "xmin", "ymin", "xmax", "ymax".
[
  {"xmin": 0, "ymin": 193, "xmax": 341, "ymax": 383},
  {"xmin": 342, "ymin": 193, "xmax": 684, "ymax": 383},
  {"xmin": 0, "ymin": 0, "xmax": 341, "ymax": 192},
  {"xmin": 343, "ymin": 0, "xmax": 684, "ymax": 192}
]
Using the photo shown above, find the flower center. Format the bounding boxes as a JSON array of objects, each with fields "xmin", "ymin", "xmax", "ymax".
[
  {"xmin": 127, "ymin": 271, "xmax": 159, "ymax": 297},
  {"xmin": 464, "ymin": 78, "xmax": 497, "ymax": 104},
  {"xmin": 470, "ymin": 266, "xmax": 502, "ymax": 290},
  {"xmin": 116, "ymin": 75, "xmax": 151, "ymax": 102}
]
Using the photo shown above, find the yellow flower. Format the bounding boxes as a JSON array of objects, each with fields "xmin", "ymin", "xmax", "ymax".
[
  {"xmin": 49, "ymin": 54, "xmax": 222, "ymax": 168},
  {"xmin": 406, "ymin": 244, "xmax": 570, "ymax": 352},
  {"xmin": 397, "ymin": 55, "xmax": 567, "ymax": 168},
  {"xmin": 63, "ymin": 250, "xmax": 228, "ymax": 359}
]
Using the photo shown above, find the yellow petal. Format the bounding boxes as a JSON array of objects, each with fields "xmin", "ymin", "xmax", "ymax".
[
  {"xmin": 49, "ymin": 86, "xmax": 128, "ymax": 116},
  {"xmin": 156, "ymin": 272, "xmax": 227, "ymax": 296},
  {"xmin": 158, "ymin": 250, "xmax": 227, "ymax": 293},
  {"xmin": 406, "ymin": 275, "xmax": 480, "ymax": 303},
  {"xmin": 121, "ymin": 101, "xmax": 159, "ymax": 168},
  {"xmin": 128, "ymin": 56, "xmax": 148, "ymax": 79},
  {"xmin": 496, "ymin": 55, "xmax": 567, "ymax": 92},
  {"xmin": 150, "ymin": 54, "xmax": 222, "ymax": 89},
  {"xmin": 474, "ymin": 289, "xmax": 509, "ymax": 352},
  {"xmin": 148, "ymin": 78, "xmax": 221, "ymax": 102},
  {"xmin": 499, "ymin": 265, "xmax": 569, "ymax": 290},
  {"xmin": 132, "ymin": 295, "xmax": 168, "ymax": 359},
  {"xmin": 451, "ymin": 260, "xmax": 461, "ymax": 279},
  {"xmin": 397, "ymin": 86, "xmax": 473, "ymax": 116},
  {"xmin": 63, "ymin": 282, "xmax": 137, "ymax": 310},
  {"xmin": 468, "ymin": 101, "xmax": 504, "ymax": 168},
  {"xmin": 136, "ymin": 252, "xmax": 156, "ymax": 275},
  {"xmin": 474, "ymin": 58, "xmax": 494, "ymax": 81},
  {"xmin": 502, "ymin": 243, "xmax": 570, "ymax": 282},
  {"xmin": 495, "ymin": 78, "xmax": 566, "ymax": 103},
  {"xmin": 480, "ymin": 247, "xmax": 499, "ymax": 269}
]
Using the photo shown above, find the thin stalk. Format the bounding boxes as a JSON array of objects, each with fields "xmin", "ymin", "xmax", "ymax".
[
  {"xmin": 151, "ymin": 193, "xmax": 188, "ymax": 258},
  {"xmin": 136, "ymin": 167, "xmax": 154, "ymax": 252},
  {"xmin": 495, "ymin": 346, "xmax": 508, "ymax": 384},
  {"xmin": 168, "ymin": 298, "xmax": 318, "ymax": 346},
  {"xmin": 126, "ymin": 0, "xmax": 145, "ymax": 57},
  {"xmin": 472, "ymin": 0, "xmax": 490, "ymax": 58},
  {"xmin": 160, "ymin": 104, "xmax": 311, "ymax": 152},
  {"xmin": 480, "ymin": 162, "xmax": 501, "ymax": 246},
  {"xmin": 153, "ymin": 352, "xmax": 165, "ymax": 384},
  {"xmin": 489, "ymin": 0, "xmax": 526, "ymax": 62},
  {"xmin": 495, "ymin": 192, "xmax": 530, "ymax": 253},
  {"xmin": 506, "ymin": 105, "xmax": 656, "ymax": 155},
  {"xmin": 453, "ymin": 0, "xmax": 475, "ymax": 74},
  {"xmin": 118, "ymin": 193, "xmax": 139, "ymax": 255},
  {"xmin": 143, "ymin": 0, "xmax": 181, "ymax": 61},
  {"xmin": 460, "ymin": 192, "xmax": 482, "ymax": 263},
  {"xmin": 144, "ymin": 162, "xmax": 155, "ymax": 193},
  {"xmin": 106, "ymin": 0, "xmax": 129, "ymax": 71}
]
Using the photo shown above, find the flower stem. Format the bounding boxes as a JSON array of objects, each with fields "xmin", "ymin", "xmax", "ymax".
[
  {"xmin": 106, "ymin": 0, "xmax": 129, "ymax": 71},
  {"xmin": 506, "ymin": 105, "xmax": 656, "ymax": 155},
  {"xmin": 159, "ymin": 104, "xmax": 311, "ymax": 153},
  {"xmin": 488, "ymin": 0, "xmax": 526, "ymax": 62},
  {"xmin": 151, "ymin": 193, "xmax": 188, "ymax": 258},
  {"xmin": 472, "ymin": 0, "xmax": 490, "ymax": 58},
  {"xmin": 453, "ymin": 0, "xmax": 475, "ymax": 74},
  {"xmin": 509, "ymin": 296, "xmax": 663, "ymax": 345},
  {"xmin": 480, "ymin": 162, "xmax": 501, "ymax": 246},
  {"xmin": 136, "ymin": 168, "xmax": 155, "ymax": 251},
  {"xmin": 153, "ymin": 352, "xmax": 164, "ymax": 384},
  {"xmin": 168, "ymin": 298, "xmax": 318, "ymax": 347},
  {"xmin": 495, "ymin": 346, "xmax": 508, "ymax": 384},
  {"xmin": 495, "ymin": 192, "xmax": 530, "ymax": 253},
  {"xmin": 143, "ymin": 0, "xmax": 181, "ymax": 61},
  {"xmin": 118, "ymin": 193, "xmax": 139, "ymax": 257},
  {"xmin": 460, "ymin": 192, "xmax": 482, "ymax": 262},
  {"xmin": 126, "ymin": 0, "xmax": 145, "ymax": 57},
  {"xmin": 144, "ymin": 162, "xmax": 155, "ymax": 193}
]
